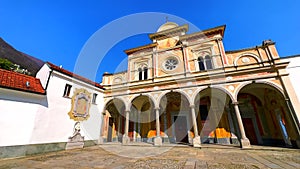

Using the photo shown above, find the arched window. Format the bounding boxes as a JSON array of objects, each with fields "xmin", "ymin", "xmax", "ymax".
[
  {"xmin": 198, "ymin": 57, "xmax": 205, "ymax": 71},
  {"xmin": 138, "ymin": 68, "xmax": 143, "ymax": 80},
  {"xmin": 137, "ymin": 66, "xmax": 148, "ymax": 81},
  {"xmin": 197, "ymin": 55, "xmax": 213, "ymax": 71},
  {"xmin": 143, "ymin": 67, "xmax": 148, "ymax": 80},
  {"xmin": 205, "ymin": 55, "xmax": 212, "ymax": 70}
]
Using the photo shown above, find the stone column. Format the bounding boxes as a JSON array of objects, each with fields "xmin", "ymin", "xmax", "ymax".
[
  {"xmin": 117, "ymin": 116, "xmax": 121, "ymax": 141},
  {"xmin": 190, "ymin": 105, "xmax": 201, "ymax": 148},
  {"xmin": 122, "ymin": 110, "xmax": 130, "ymax": 144},
  {"xmin": 137, "ymin": 110, "xmax": 141, "ymax": 142},
  {"xmin": 232, "ymin": 102, "xmax": 251, "ymax": 148},
  {"xmin": 98, "ymin": 111, "xmax": 106, "ymax": 144},
  {"xmin": 133, "ymin": 116, "xmax": 136, "ymax": 142},
  {"xmin": 227, "ymin": 106, "xmax": 239, "ymax": 145},
  {"xmin": 164, "ymin": 112, "xmax": 167, "ymax": 132},
  {"xmin": 154, "ymin": 108, "xmax": 162, "ymax": 146}
]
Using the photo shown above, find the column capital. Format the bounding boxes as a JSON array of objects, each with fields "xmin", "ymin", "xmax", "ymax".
[
  {"xmin": 154, "ymin": 107, "xmax": 160, "ymax": 111},
  {"xmin": 190, "ymin": 104, "xmax": 195, "ymax": 109},
  {"xmin": 232, "ymin": 101, "xmax": 239, "ymax": 105}
]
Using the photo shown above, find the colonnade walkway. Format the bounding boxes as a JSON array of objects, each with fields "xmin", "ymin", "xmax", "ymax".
[{"xmin": 0, "ymin": 143, "xmax": 299, "ymax": 169}]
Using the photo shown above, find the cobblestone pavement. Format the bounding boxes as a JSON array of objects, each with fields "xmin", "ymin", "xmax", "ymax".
[{"xmin": 0, "ymin": 144, "xmax": 299, "ymax": 169}]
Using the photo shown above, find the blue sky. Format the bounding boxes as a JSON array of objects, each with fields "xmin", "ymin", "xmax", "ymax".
[{"xmin": 0, "ymin": 0, "xmax": 299, "ymax": 82}]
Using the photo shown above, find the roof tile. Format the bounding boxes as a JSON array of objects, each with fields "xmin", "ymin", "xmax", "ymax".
[{"xmin": 0, "ymin": 68, "xmax": 45, "ymax": 94}]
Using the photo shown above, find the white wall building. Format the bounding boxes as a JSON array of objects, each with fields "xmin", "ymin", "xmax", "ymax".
[{"xmin": 0, "ymin": 62, "xmax": 104, "ymax": 158}]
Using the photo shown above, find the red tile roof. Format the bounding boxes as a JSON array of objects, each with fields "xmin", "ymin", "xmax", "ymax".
[
  {"xmin": 46, "ymin": 62, "xmax": 104, "ymax": 90},
  {"xmin": 0, "ymin": 68, "xmax": 46, "ymax": 94}
]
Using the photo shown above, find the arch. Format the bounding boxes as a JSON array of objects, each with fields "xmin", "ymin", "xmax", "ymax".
[
  {"xmin": 103, "ymin": 97, "xmax": 129, "ymax": 112},
  {"xmin": 137, "ymin": 63, "xmax": 148, "ymax": 80},
  {"xmin": 191, "ymin": 86, "xmax": 236, "ymax": 105},
  {"xmin": 128, "ymin": 93, "xmax": 157, "ymax": 110},
  {"xmin": 193, "ymin": 86, "xmax": 235, "ymax": 104},
  {"xmin": 137, "ymin": 63, "xmax": 148, "ymax": 68},
  {"xmin": 234, "ymin": 80, "xmax": 286, "ymax": 101},
  {"xmin": 113, "ymin": 76, "xmax": 123, "ymax": 84},
  {"xmin": 173, "ymin": 89, "xmax": 193, "ymax": 105},
  {"xmin": 157, "ymin": 89, "xmax": 192, "ymax": 107},
  {"xmin": 191, "ymin": 86, "xmax": 209, "ymax": 104},
  {"xmin": 210, "ymin": 85, "xmax": 235, "ymax": 102},
  {"xmin": 193, "ymin": 86, "xmax": 234, "ymax": 145},
  {"xmin": 233, "ymin": 53, "xmax": 262, "ymax": 67},
  {"xmin": 236, "ymin": 80, "xmax": 298, "ymax": 147},
  {"xmin": 156, "ymin": 90, "xmax": 173, "ymax": 109}
]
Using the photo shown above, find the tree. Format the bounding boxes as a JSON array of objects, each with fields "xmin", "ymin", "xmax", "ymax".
[
  {"xmin": 0, "ymin": 58, "xmax": 13, "ymax": 70},
  {"xmin": 0, "ymin": 58, "xmax": 32, "ymax": 75}
]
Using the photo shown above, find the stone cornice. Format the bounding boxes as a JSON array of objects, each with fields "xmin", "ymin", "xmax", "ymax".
[
  {"xmin": 103, "ymin": 64, "xmax": 281, "ymax": 96},
  {"xmin": 124, "ymin": 43, "xmax": 157, "ymax": 55},
  {"xmin": 180, "ymin": 25, "xmax": 226, "ymax": 41},
  {"xmin": 225, "ymin": 45, "xmax": 262, "ymax": 54}
]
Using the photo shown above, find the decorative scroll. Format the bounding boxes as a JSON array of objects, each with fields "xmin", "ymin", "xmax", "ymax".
[{"xmin": 68, "ymin": 88, "xmax": 91, "ymax": 121}]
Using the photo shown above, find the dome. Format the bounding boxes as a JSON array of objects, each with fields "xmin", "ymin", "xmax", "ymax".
[{"xmin": 156, "ymin": 22, "xmax": 179, "ymax": 32}]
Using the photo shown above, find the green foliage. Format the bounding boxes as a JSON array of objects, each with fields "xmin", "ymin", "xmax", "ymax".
[
  {"xmin": 0, "ymin": 58, "xmax": 13, "ymax": 70},
  {"xmin": 0, "ymin": 58, "xmax": 31, "ymax": 75}
]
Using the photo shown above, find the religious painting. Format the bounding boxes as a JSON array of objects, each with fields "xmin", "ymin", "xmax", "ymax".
[
  {"xmin": 68, "ymin": 88, "xmax": 92, "ymax": 121},
  {"xmin": 157, "ymin": 38, "xmax": 178, "ymax": 49}
]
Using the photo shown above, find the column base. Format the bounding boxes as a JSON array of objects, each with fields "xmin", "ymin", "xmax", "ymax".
[
  {"xmin": 122, "ymin": 135, "xmax": 130, "ymax": 145},
  {"xmin": 240, "ymin": 138, "xmax": 251, "ymax": 149},
  {"xmin": 153, "ymin": 136, "xmax": 162, "ymax": 146},
  {"xmin": 98, "ymin": 136, "xmax": 105, "ymax": 144},
  {"xmin": 192, "ymin": 136, "xmax": 201, "ymax": 148},
  {"xmin": 136, "ymin": 136, "xmax": 141, "ymax": 142}
]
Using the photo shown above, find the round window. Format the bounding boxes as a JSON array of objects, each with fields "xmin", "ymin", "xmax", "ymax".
[{"xmin": 164, "ymin": 58, "xmax": 178, "ymax": 71}]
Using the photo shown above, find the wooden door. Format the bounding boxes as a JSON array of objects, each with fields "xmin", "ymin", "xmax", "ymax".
[
  {"xmin": 242, "ymin": 118, "xmax": 258, "ymax": 145},
  {"xmin": 174, "ymin": 116, "xmax": 188, "ymax": 143}
]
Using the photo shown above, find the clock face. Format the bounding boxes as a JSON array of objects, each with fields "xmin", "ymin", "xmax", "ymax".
[{"xmin": 164, "ymin": 58, "xmax": 178, "ymax": 71}]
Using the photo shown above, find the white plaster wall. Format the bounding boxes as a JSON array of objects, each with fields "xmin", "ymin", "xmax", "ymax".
[
  {"xmin": 36, "ymin": 64, "xmax": 51, "ymax": 89},
  {"xmin": 0, "ymin": 67, "xmax": 104, "ymax": 147},
  {"xmin": 30, "ymin": 71, "xmax": 104, "ymax": 144},
  {"xmin": 0, "ymin": 89, "xmax": 47, "ymax": 146},
  {"xmin": 286, "ymin": 57, "xmax": 300, "ymax": 103}
]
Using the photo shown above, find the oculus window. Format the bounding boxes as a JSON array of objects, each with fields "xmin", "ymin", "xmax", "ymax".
[{"xmin": 164, "ymin": 58, "xmax": 179, "ymax": 71}]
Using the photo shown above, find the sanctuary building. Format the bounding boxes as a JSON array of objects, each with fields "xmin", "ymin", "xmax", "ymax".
[
  {"xmin": 1, "ymin": 22, "xmax": 300, "ymax": 158},
  {"xmin": 100, "ymin": 22, "xmax": 300, "ymax": 148}
]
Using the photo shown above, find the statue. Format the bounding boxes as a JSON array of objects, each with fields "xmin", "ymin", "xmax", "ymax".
[{"xmin": 66, "ymin": 121, "xmax": 84, "ymax": 150}]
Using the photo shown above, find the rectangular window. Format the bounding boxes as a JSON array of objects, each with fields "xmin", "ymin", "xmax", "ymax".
[
  {"xmin": 63, "ymin": 84, "xmax": 72, "ymax": 97},
  {"xmin": 92, "ymin": 93, "xmax": 98, "ymax": 104}
]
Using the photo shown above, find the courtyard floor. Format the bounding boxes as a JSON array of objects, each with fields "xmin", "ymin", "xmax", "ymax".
[{"xmin": 0, "ymin": 143, "xmax": 299, "ymax": 169}]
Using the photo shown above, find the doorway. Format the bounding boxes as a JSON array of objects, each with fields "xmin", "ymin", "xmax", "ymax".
[
  {"xmin": 107, "ymin": 118, "xmax": 114, "ymax": 142},
  {"xmin": 173, "ymin": 115, "xmax": 188, "ymax": 143},
  {"xmin": 242, "ymin": 118, "xmax": 258, "ymax": 145}
]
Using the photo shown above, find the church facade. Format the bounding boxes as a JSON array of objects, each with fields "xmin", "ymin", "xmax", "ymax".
[{"xmin": 100, "ymin": 22, "xmax": 300, "ymax": 148}]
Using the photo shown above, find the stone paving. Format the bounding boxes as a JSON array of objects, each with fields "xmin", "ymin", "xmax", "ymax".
[{"xmin": 0, "ymin": 143, "xmax": 299, "ymax": 169}]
